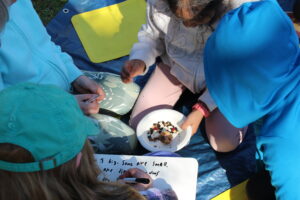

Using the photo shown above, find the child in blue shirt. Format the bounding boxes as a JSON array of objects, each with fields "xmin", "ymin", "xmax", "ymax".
[{"xmin": 204, "ymin": 1, "xmax": 300, "ymax": 199}]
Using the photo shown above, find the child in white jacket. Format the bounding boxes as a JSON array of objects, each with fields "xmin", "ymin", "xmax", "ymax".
[{"xmin": 121, "ymin": 0, "xmax": 256, "ymax": 152}]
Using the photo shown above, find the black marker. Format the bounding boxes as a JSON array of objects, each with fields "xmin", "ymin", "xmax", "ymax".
[{"xmin": 122, "ymin": 178, "xmax": 150, "ymax": 184}]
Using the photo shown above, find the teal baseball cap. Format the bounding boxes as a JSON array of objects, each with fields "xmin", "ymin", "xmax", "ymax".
[{"xmin": 0, "ymin": 83, "xmax": 100, "ymax": 172}]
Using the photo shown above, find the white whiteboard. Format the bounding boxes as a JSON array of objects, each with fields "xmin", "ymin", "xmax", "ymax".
[{"xmin": 94, "ymin": 154, "xmax": 198, "ymax": 200}]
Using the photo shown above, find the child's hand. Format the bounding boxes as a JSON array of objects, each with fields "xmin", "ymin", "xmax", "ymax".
[
  {"xmin": 72, "ymin": 75, "xmax": 105, "ymax": 102},
  {"xmin": 74, "ymin": 94, "xmax": 100, "ymax": 115},
  {"xmin": 121, "ymin": 59, "xmax": 146, "ymax": 83},
  {"xmin": 181, "ymin": 110, "xmax": 204, "ymax": 135},
  {"xmin": 118, "ymin": 168, "xmax": 153, "ymax": 191}
]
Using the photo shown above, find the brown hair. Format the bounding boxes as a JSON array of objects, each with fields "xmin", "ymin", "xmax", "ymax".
[
  {"xmin": 0, "ymin": 0, "xmax": 8, "ymax": 31},
  {"xmin": 0, "ymin": 141, "xmax": 146, "ymax": 200},
  {"xmin": 166, "ymin": 0, "xmax": 224, "ymax": 25}
]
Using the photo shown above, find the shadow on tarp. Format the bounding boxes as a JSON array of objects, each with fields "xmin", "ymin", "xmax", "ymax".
[{"xmin": 45, "ymin": 0, "xmax": 277, "ymax": 199}]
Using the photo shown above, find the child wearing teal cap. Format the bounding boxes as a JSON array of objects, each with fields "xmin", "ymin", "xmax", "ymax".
[
  {"xmin": 204, "ymin": 0, "xmax": 300, "ymax": 199},
  {"xmin": 0, "ymin": 83, "xmax": 178, "ymax": 200},
  {"xmin": 0, "ymin": 83, "xmax": 145, "ymax": 200},
  {"xmin": 0, "ymin": 0, "xmax": 142, "ymax": 154}
]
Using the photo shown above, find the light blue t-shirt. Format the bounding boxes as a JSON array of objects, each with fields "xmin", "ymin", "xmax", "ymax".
[{"xmin": 0, "ymin": 0, "xmax": 82, "ymax": 91}]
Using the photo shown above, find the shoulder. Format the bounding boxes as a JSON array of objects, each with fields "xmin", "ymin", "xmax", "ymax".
[
  {"xmin": 147, "ymin": 0, "xmax": 172, "ymax": 15},
  {"xmin": 146, "ymin": 0, "xmax": 172, "ymax": 30}
]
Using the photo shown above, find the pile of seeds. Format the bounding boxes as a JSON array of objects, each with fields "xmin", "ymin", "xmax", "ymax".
[{"xmin": 147, "ymin": 121, "xmax": 179, "ymax": 144}]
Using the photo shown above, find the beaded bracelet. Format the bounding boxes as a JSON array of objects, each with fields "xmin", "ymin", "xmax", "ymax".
[{"xmin": 192, "ymin": 101, "xmax": 211, "ymax": 118}]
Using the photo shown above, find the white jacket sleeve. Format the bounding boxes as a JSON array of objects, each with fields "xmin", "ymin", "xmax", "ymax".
[
  {"xmin": 198, "ymin": 88, "xmax": 217, "ymax": 112},
  {"xmin": 129, "ymin": 0, "xmax": 166, "ymax": 74}
]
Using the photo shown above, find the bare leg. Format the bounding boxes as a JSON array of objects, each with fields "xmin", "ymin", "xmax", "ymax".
[
  {"xmin": 205, "ymin": 108, "xmax": 247, "ymax": 152},
  {"xmin": 130, "ymin": 63, "xmax": 185, "ymax": 129}
]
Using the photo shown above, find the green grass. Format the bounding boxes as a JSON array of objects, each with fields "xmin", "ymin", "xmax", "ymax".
[{"xmin": 32, "ymin": 0, "xmax": 67, "ymax": 25}]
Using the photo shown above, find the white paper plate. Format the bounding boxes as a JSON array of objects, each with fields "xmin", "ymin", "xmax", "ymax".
[{"xmin": 136, "ymin": 109, "xmax": 192, "ymax": 152}]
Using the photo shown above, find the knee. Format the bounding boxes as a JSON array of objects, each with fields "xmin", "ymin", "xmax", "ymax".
[
  {"xmin": 206, "ymin": 125, "xmax": 246, "ymax": 153},
  {"xmin": 209, "ymin": 140, "xmax": 239, "ymax": 153}
]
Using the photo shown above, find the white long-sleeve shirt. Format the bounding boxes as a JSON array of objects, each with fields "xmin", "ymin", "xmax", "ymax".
[{"xmin": 130, "ymin": 0, "xmax": 256, "ymax": 111}]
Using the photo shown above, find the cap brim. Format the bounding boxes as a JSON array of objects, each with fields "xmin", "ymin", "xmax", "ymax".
[{"xmin": 85, "ymin": 117, "xmax": 100, "ymax": 136}]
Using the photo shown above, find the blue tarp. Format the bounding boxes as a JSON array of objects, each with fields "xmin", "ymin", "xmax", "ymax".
[{"xmin": 47, "ymin": 0, "xmax": 295, "ymax": 198}]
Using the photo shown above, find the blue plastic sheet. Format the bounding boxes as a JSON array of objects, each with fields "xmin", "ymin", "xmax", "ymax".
[
  {"xmin": 47, "ymin": 0, "xmax": 127, "ymax": 75},
  {"xmin": 45, "ymin": 0, "xmax": 273, "ymax": 199},
  {"xmin": 277, "ymin": 0, "xmax": 295, "ymax": 11}
]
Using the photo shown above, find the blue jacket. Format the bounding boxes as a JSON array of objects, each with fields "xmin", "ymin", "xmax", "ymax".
[
  {"xmin": 0, "ymin": 0, "xmax": 82, "ymax": 91},
  {"xmin": 204, "ymin": 1, "xmax": 300, "ymax": 199}
]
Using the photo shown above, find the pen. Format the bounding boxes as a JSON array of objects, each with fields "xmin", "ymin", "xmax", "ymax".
[
  {"xmin": 122, "ymin": 178, "xmax": 150, "ymax": 184},
  {"xmin": 86, "ymin": 95, "xmax": 100, "ymax": 103}
]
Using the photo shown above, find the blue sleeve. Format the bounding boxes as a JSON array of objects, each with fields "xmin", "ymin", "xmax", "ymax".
[
  {"xmin": 27, "ymin": 0, "xmax": 82, "ymax": 85},
  {"xmin": 49, "ymin": 40, "xmax": 83, "ymax": 84},
  {"xmin": 257, "ymin": 96, "xmax": 300, "ymax": 200}
]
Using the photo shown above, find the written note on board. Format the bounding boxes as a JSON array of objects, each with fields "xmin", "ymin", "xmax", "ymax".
[{"xmin": 95, "ymin": 154, "xmax": 198, "ymax": 200}]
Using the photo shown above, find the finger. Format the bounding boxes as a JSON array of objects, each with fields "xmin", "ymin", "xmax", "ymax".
[
  {"xmin": 121, "ymin": 73, "xmax": 133, "ymax": 83},
  {"xmin": 181, "ymin": 121, "xmax": 197, "ymax": 134},
  {"xmin": 130, "ymin": 63, "xmax": 143, "ymax": 76},
  {"xmin": 121, "ymin": 74, "xmax": 130, "ymax": 83},
  {"xmin": 122, "ymin": 61, "xmax": 141, "ymax": 83},
  {"xmin": 75, "ymin": 94, "xmax": 95, "ymax": 101},
  {"xmin": 189, "ymin": 124, "xmax": 197, "ymax": 134},
  {"xmin": 72, "ymin": 76, "xmax": 89, "ymax": 94},
  {"xmin": 118, "ymin": 170, "xmax": 132, "ymax": 179},
  {"xmin": 124, "ymin": 77, "xmax": 133, "ymax": 83},
  {"xmin": 121, "ymin": 68, "xmax": 132, "ymax": 83},
  {"xmin": 73, "ymin": 85, "xmax": 87, "ymax": 94},
  {"xmin": 88, "ymin": 101, "xmax": 100, "ymax": 113},
  {"xmin": 74, "ymin": 76, "xmax": 101, "ymax": 94},
  {"xmin": 85, "ymin": 79, "xmax": 101, "ymax": 94},
  {"xmin": 128, "ymin": 64, "xmax": 142, "ymax": 78},
  {"xmin": 180, "ymin": 121, "xmax": 189, "ymax": 130},
  {"xmin": 79, "ymin": 101, "xmax": 100, "ymax": 115},
  {"xmin": 120, "ymin": 68, "xmax": 127, "ymax": 80},
  {"xmin": 89, "ymin": 84, "xmax": 101, "ymax": 94},
  {"xmin": 191, "ymin": 125, "xmax": 197, "ymax": 134},
  {"xmin": 86, "ymin": 94, "xmax": 100, "ymax": 103},
  {"xmin": 95, "ymin": 87, "xmax": 105, "ymax": 101}
]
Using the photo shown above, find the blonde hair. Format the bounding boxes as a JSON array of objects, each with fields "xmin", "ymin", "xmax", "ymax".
[
  {"xmin": 0, "ymin": 140, "xmax": 146, "ymax": 200},
  {"xmin": 0, "ymin": 0, "xmax": 8, "ymax": 31}
]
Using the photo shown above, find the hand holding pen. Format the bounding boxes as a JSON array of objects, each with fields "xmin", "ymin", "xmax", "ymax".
[
  {"xmin": 86, "ymin": 94, "xmax": 101, "ymax": 103},
  {"xmin": 118, "ymin": 168, "xmax": 153, "ymax": 191},
  {"xmin": 74, "ymin": 94, "xmax": 102, "ymax": 115}
]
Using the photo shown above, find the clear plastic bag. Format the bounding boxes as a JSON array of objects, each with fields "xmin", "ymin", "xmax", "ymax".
[
  {"xmin": 83, "ymin": 71, "xmax": 140, "ymax": 115},
  {"xmin": 89, "ymin": 114, "xmax": 138, "ymax": 154}
]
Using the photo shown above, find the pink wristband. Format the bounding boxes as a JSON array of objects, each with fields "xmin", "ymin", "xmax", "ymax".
[{"xmin": 192, "ymin": 101, "xmax": 211, "ymax": 118}]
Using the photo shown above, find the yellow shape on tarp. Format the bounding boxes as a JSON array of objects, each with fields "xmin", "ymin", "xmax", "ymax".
[
  {"xmin": 71, "ymin": 0, "xmax": 146, "ymax": 63},
  {"xmin": 211, "ymin": 180, "xmax": 248, "ymax": 200}
]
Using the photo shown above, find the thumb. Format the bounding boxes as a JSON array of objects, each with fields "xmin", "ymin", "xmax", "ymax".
[{"xmin": 180, "ymin": 120, "xmax": 189, "ymax": 131}]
